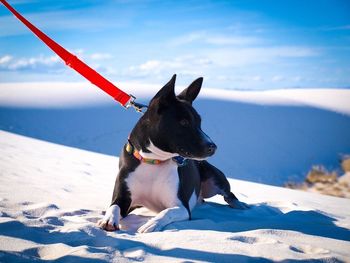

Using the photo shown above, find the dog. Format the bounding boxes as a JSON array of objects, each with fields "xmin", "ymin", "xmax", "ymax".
[{"xmin": 97, "ymin": 74, "xmax": 247, "ymax": 233}]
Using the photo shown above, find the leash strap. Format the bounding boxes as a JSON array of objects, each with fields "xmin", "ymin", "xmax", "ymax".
[{"xmin": 1, "ymin": 0, "xmax": 140, "ymax": 109}]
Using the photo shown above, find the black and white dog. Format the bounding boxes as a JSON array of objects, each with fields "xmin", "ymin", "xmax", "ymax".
[{"xmin": 98, "ymin": 75, "xmax": 247, "ymax": 233}]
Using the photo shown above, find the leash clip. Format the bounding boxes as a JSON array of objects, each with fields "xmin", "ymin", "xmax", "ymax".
[
  {"xmin": 172, "ymin": 156, "xmax": 188, "ymax": 167},
  {"xmin": 124, "ymin": 95, "xmax": 148, "ymax": 113}
]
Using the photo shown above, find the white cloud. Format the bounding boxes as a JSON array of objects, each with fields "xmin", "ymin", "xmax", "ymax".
[
  {"xmin": 138, "ymin": 60, "xmax": 162, "ymax": 71},
  {"xmin": 93, "ymin": 64, "xmax": 117, "ymax": 75},
  {"xmin": 0, "ymin": 54, "xmax": 61, "ymax": 71},
  {"xmin": 0, "ymin": 52, "xmax": 114, "ymax": 77},
  {"xmin": 272, "ymin": 46, "xmax": 318, "ymax": 58},
  {"xmin": 272, "ymin": 75, "xmax": 285, "ymax": 82},
  {"xmin": 216, "ymin": 75, "xmax": 231, "ymax": 81},
  {"xmin": 170, "ymin": 31, "xmax": 259, "ymax": 47},
  {"xmin": 125, "ymin": 56, "xmax": 213, "ymax": 78},
  {"xmin": 292, "ymin": 76, "xmax": 303, "ymax": 82},
  {"xmin": 74, "ymin": 49, "xmax": 85, "ymax": 56},
  {"xmin": 90, "ymin": 53, "xmax": 113, "ymax": 60},
  {"xmin": 0, "ymin": 55, "xmax": 13, "ymax": 64},
  {"xmin": 169, "ymin": 31, "xmax": 206, "ymax": 46},
  {"xmin": 206, "ymin": 46, "xmax": 318, "ymax": 67},
  {"xmin": 215, "ymin": 75, "xmax": 264, "ymax": 83},
  {"xmin": 252, "ymin": 75, "xmax": 263, "ymax": 81}
]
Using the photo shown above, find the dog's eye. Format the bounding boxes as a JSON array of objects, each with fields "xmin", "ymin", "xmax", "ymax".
[{"xmin": 180, "ymin": 119, "xmax": 190, "ymax": 127}]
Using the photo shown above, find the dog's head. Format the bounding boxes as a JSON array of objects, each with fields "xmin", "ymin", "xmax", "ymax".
[{"xmin": 138, "ymin": 74, "xmax": 216, "ymax": 160}]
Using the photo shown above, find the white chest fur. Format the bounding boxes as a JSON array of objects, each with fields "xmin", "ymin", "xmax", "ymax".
[{"xmin": 125, "ymin": 160, "xmax": 181, "ymax": 213}]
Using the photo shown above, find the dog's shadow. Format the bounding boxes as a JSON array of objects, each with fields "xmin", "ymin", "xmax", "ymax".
[{"xmin": 120, "ymin": 201, "xmax": 350, "ymax": 242}]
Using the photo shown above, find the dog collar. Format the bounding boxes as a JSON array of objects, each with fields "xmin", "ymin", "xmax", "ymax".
[
  {"xmin": 125, "ymin": 141, "xmax": 165, "ymax": 165},
  {"xmin": 125, "ymin": 141, "xmax": 187, "ymax": 166}
]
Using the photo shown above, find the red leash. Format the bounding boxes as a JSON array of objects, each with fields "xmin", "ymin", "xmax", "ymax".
[{"xmin": 1, "ymin": 0, "xmax": 144, "ymax": 111}]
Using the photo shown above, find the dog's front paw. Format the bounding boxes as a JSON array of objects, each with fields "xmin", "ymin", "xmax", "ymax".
[
  {"xmin": 137, "ymin": 219, "xmax": 163, "ymax": 233},
  {"xmin": 97, "ymin": 204, "xmax": 121, "ymax": 231}
]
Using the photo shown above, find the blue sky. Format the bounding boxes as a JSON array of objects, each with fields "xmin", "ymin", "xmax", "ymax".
[{"xmin": 0, "ymin": 0, "xmax": 349, "ymax": 90}]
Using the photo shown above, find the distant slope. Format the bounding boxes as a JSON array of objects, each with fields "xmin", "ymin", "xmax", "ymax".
[
  {"xmin": 1, "ymin": 83, "xmax": 350, "ymax": 185},
  {"xmin": 1, "ymin": 131, "xmax": 350, "ymax": 262},
  {"xmin": 198, "ymin": 99, "xmax": 350, "ymax": 185}
]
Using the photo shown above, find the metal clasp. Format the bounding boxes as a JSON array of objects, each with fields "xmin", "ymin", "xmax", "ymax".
[{"xmin": 124, "ymin": 95, "xmax": 148, "ymax": 113}]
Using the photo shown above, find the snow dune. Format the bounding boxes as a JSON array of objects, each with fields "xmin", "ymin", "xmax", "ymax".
[
  {"xmin": 1, "ymin": 131, "xmax": 350, "ymax": 262},
  {"xmin": 0, "ymin": 82, "xmax": 349, "ymax": 115},
  {"xmin": 1, "ymin": 82, "xmax": 350, "ymax": 185}
]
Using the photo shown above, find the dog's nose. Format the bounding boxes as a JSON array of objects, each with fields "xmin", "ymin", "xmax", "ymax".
[{"xmin": 206, "ymin": 143, "xmax": 217, "ymax": 155}]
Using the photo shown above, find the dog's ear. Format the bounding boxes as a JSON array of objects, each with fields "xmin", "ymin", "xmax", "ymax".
[
  {"xmin": 152, "ymin": 74, "xmax": 176, "ymax": 101},
  {"xmin": 149, "ymin": 74, "xmax": 176, "ymax": 113},
  {"xmin": 177, "ymin": 77, "xmax": 203, "ymax": 104}
]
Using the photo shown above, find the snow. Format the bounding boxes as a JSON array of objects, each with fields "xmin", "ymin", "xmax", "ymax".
[
  {"xmin": 1, "ymin": 82, "xmax": 349, "ymax": 115},
  {"xmin": 1, "ymin": 82, "xmax": 350, "ymax": 185},
  {"xmin": 1, "ymin": 82, "xmax": 350, "ymax": 260},
  {"xmin": 1, "ymin": 130, "xmax": 350, "ymax": 262}
]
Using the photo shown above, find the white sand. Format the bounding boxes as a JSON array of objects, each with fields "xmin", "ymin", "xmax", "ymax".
[
  {"xmin": 1, "ymin": 82, "xmax": 349, "ymax": 115},
  {"xmin": 1, "ymin": 131, "xmax": 350, "ymax": 262}
]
